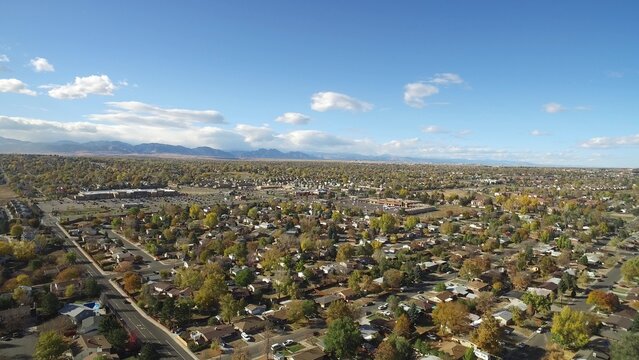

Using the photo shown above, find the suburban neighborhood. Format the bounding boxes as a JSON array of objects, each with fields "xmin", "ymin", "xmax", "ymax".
[{"xmin": 1, "ymin": 156, "xmax": 639, "ymax": 360}]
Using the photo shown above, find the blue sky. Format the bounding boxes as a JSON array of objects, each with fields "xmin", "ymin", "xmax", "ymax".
[{"xmin": 0, "ymin": 1, "xmax": 637, "ymax": 166}]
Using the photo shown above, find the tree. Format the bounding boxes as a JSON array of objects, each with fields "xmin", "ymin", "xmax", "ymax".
[
  {"xmin": 550, "ymin": 307, "xmax": 593, "ymax": 350},
  {"xmin": 12, "ymin": 240, "xmax": 36, "ymax": 261},
  {"xmin": 326, "ymin": 300, "xmax": 357, "ymax": 323},
  {"xmin": 219, "ymin": 293, "xmax": 242, "ymax": 324},
  {"xmin": 54, "ymin": 266, "xmax": 82, "ymax": 282},
  {"xmin": 522, "ymin": 292, "xmax": 551, "ymax": 316},
  {"xmin": 336, "ymin": 244, "xmax": 355, "ymax": 262},
  {"xmin": 612, "ymin": 332, "xmax": 639, "ymax": 360},
  {"xmin": 40, "ymin": 292, "xmax": 61, "ymax": 317},
  {"xmin": 586, "ymin": 290, "xmax": 620, "ymax": 313},
  {"xmin": 34, "ymin": 331, "xmax": 68, "ymax": 360},
  {"xmin": 324, "ymin": 317, "xmax": 362, "ymax": 359},
  {"xmin": 375, "ymin": 335, "xmax": 413, "ymax": 360},
  {"xmin": 383, "ymin": 269, "xmax": 403, "ymax": 289},
  {"xmin": 405, "ymin": 216, "xmax": 419, "ymax": 231},
  {"xmin": 432, "ymin": 301, "xmax": 470, "ymax": 335},
  {"xmin": 203, "ymin": 212, "xmax": 218, "ymax": 228},
  {"xmin": 64, "ymin": 284, "xmax": 76, "ymax": 298},
  {"xmin": 472, "ymin": 315, "xmax": 502, "ymax": 354},
  {"xmin": 234, "ymin": 268, "xmax": 255, "ymax": 287},
  {"xmin": 459, "ymin": 257, "xmax": 490, "ymax": 280},
  {"xmin": 189, "ymin": 204, "xmax": 202, "ymax": 219},
  {"xmin": 65, "ymin": 252, "xmax": 77, "ymax": 265},
  {"xmin": 123, "ymin": 272, "xmax": 142, "ymax": 293},
  {"xmin": 10, "ymin": 224, "xmax": 23, "ymax": 239},
  {"xmin": 287, "ymin": 300, "xmax": 316, "ymax": 324},
  {"xmin": 464, "ymin": 347, "xmax": 477, "ymax": 360},
  {"xmin": 84, "ymin": 277, "xmax": 100, "ymax": 297},
  {"xmin": 622, "ymin": 256, "xmax": 639, "ymax": 283},
  {"xmin": 393, "ymin": 314, "xmax": 412, "ymax": 338},
  {"xmin": 435, "ymin": 282, "xmax": 447, "ymax": 292},
  {"xmin": 194, "ymin": 273, "xmax": 227, "ymax": 309},
  {"xmin": 138, "ymin": 343, "xmax": 159, "ymax": 360},
  {"xmin": 509, "ymin": 306, "xmax": 524, "ymax": 326},
  {"xmin": 379, "ymin": 213, "xmax": 396, "ymax": 234}
]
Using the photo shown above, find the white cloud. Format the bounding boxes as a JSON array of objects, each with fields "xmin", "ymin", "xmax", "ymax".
[
  {"xmin": 581, "ymin": 134, "xmax": 639, "ymax": 148},
  {"xmin": 422, "ymin": 125, "xmax": 447, "ymax": 134},
  {"xmin": 275, "ymin": 112, "xmax": 310, "ymax": 125},
  {"xmin": 530, "ymin": 129, "xmax": 549, "ymax": 136},
  {"xmin": 542, "ymin": 102, "xmax": 565, "ymax": 113},
  {"xmin": 283, "ymin": 130, "xmax": 353, "ymax": 148},
  {"xmin": 29, "ymin": 57, "xmax": 54, "ymax": 72},
  {"xmin": 0, "ymin": 54, "xmax": 9, "ymax": 62},
  {"xmin": 0, "ymin": 78, "xmax": 36, "ymax": 96},
  {"xmin": 88, "ymin": 101, "xmax": 225, "ymax": 127},
  {"xmin": 235, "ymin": 124, "xmax": 276, "ymax": 143},
  {"xmin": 430, "ymin": 73, "xmax": 464, "ymax": 85},
  {"xmin": 404, "ymin": 83, "xmax": 439, "ymax": 108},
  {"xmin": 310, "ymin": 91, "xmax": 373, "ymax": 112},
  {"xmin": 48, "ymin": 74, "xmax": 116, "ymax": 99}
]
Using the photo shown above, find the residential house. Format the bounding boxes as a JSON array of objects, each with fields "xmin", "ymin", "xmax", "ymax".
[
  {"xmin": 190, "ymin": 325, "xmax": 236, "ymax": 346},
  {"xmin": 245, "ymin": 303, "xmax": 267, "ymax": 315},
  {"xmin": 314, "ymin": 294, "xmax": 342, "ymax": 308},
  {"xmin": 234, "ymin": 316, "xmax": 268, "ymax": 334}
]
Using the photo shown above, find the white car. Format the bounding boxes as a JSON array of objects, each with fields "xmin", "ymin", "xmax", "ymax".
[
  {"xmin": 241, "ymin": 332, "xmax": 253, "ymax": 341},
  {"xmin": 271, "ymin": 343, "xmax": 283, "ymax": 351},
  {"xmin": 378, "ymin": 303, "xmax": 388, "ymax": 310},
  {"xmin": 283, "ymin": 339, "xmax": 295, "ymax": 346}
]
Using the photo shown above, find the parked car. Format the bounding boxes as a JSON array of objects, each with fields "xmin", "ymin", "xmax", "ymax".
[
  {"xmin": 284, "ymin": 339, "xmax": 295, "ymax": 346},
  {"xmin": 271, "ymin": 343, "xmax": 283, "ymax": 351},
  {"xmin": 378, "ymin": 303, "xmax": 388, "ymax": 310},
  {"xmin": 536, "ymin": 327, "xmax": 545, "ymax": 334},
  {"xmin": 241, "ymin": 332, "xmax": 254, "ymax": 342}
]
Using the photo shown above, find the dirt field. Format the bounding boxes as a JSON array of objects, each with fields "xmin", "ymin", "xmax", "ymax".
[{"xmin": 0, "ymin": 184, "xmax": 18, "ymax": 205}]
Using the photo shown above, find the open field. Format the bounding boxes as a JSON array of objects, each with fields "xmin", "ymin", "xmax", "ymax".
[{"xmin": 0, "ymin": 184, "xmax": 18, "ymax": 205}]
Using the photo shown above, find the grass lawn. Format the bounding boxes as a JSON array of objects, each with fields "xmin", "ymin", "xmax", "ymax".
[{"xmin": 284, "ymin": 343, "xmax": 304, "ymax": 354}]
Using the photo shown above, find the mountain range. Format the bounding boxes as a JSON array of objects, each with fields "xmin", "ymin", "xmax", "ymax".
[{"xmin": 0, "ymin": 136, "xmax": 533, "ymax": 165}]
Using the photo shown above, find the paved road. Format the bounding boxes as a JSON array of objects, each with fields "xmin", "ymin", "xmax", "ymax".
[{"xmin": 43, "ymin": 214, "xmax": 194, "ymax": 359}]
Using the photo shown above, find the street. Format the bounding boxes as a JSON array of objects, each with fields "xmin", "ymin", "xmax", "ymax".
[{"xmin": 43, "ymin": 214, "xmax": 195, "ymax": 359}]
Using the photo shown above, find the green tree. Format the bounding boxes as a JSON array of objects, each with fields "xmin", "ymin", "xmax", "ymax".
[
  {"xmin": 522, "ymin": 292, "xmax": 551, "ymax": 316},
  {"xmin": 612, "ymin": 332, "xmax": 639, "ymax": 360},
  {"xmin": 203, "ymin": 211, "xmax": 218, "ymax": 228},
  {"xmin": 379, "ymin": 213, "xmax": 396, "ymax": 234},
  {"xmin": 40, "ymin": 292, "xmax": 61, "ymax": 317},
  {"xmin": 404, "ymin": 216, "xmax": 419, "ymax": 231},
  {"xmin": 235, "ymin": 268, "xmax": 255, "ymax": 287},
  {"xmin": 622, "ymin": 256, "xmax": 639, "ymax": 283},
  {"xmin": 550, "ymin": 307, "xmax": 593, "ymax": 350},
  {"xmin": 324, "ymin": 317, "xmax": 362, "ymax": 359},
  {"xmin": 84, "ymin": 277, "xmax": 100, "ymax": 297},
  {"xmin": 10, "ymin": 224, "xmax": 24, "ymax": 239},
  {"xmin": 138, "ymin": 343, "xmax": 159, "ymax": 360},
  {"xmin": 34, "ymin": 331, "xmax": 68, "ymax": 360}
]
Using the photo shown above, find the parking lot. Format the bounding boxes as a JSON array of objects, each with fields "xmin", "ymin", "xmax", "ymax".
[{"xmin": 0, "ymin": 331, "xmax": 38, "ymax": 360}]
